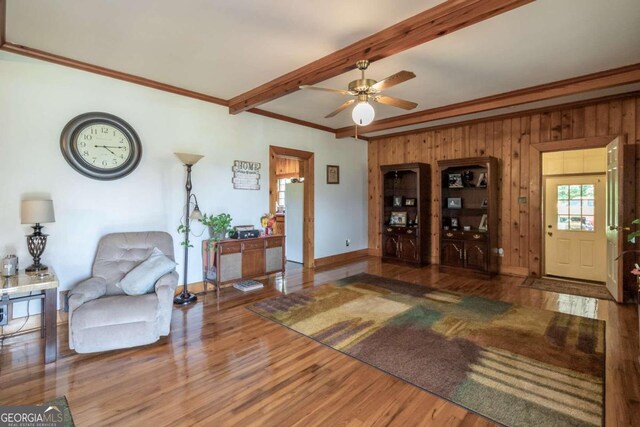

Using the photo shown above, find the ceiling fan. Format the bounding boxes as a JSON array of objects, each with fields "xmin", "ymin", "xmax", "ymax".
[{"xmin": 299, "ymin": 60, "xmax": 418, "ymax": 126}]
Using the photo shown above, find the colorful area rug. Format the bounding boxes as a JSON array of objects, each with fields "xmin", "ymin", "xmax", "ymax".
[
  {"xmin": 521, "ymin": 277, "xmax": 614, "ymax": 301},
  {"xmin": 249, "ymin": 273, "xmax": 605, "ymax": 427}
]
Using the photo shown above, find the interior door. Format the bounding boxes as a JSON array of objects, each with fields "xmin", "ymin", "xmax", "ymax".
[
  {"xmin": 544, "ymin": 175, "xmax": 606, "ymax": 282},
  {"xmin": 285, "ymin": 182, "xmax": 304, "ymax": 263},
  {"xmin": 606, "ymin": 137, "xmax": 635, "ymax": 302}
]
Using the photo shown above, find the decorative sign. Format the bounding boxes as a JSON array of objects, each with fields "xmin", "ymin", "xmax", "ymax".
[{"xmin": 232, "ymin": 160, "xmax": 261, "ymax": 190}]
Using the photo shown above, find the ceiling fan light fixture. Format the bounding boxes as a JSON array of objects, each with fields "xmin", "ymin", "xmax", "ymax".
[{"xmin": 352, "ymin": 101, "xmax": 375, "ymax": 126}]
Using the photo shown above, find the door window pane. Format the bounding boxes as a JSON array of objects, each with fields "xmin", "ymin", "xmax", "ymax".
[
  {"xmin": 558, "ymin": 215, "xmax": 569, "ymax": 230},
  {"xmin": 556, "ymin": 184, "xmax": 595, "ymax": 232},
  {"xmin": 557, "ymin": 200, "xmax": 569, "ymax": 215}
]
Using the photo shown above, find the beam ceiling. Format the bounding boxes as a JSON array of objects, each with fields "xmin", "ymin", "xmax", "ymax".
[{"xmin": 227, "ymin": 0, "xmax": 534, "ymax": 114}]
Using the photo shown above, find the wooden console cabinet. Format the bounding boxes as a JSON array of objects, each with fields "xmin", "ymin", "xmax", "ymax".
[{"xmin": 202, "ymin": 235, "xmax": 285, "ymax": 291}]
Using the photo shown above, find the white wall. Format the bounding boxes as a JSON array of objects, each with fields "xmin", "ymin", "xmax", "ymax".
[{"xmin": 0, "ymin": 51, "xmax": 368, "ymax": 314}]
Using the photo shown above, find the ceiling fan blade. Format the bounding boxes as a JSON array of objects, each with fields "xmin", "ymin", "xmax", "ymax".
[
  {"xmin": 370, "ymin": 71, "xmax": 416, "ymax": 92},
  {"xmin": 325, "ymin": 99, "xmax": 356, "ymax": 118},
  {"xmin": 374, "ymin": 95, "xmax": 418, "ymax": 110},
  {"xmin": 299, "ymin": 85, "xmax": 354, "ymax": 96}
]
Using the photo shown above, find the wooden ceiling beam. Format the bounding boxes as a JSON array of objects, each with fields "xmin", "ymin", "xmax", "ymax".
[
  {"xmin": 227, "ymin": 0, "xmax": 534, "ymax": 114},
  {"xmin": 335, "ymin": 63, "xmax": 640, "ymax": 138},
  {"xmin": 0, "ymin": 0, "xmax": 7, "ymax": 46}
]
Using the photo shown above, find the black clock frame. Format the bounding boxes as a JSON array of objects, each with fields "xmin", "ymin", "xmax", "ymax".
[{"xmin": 60, "ymin": 112, "xmax": 142, "ymax": 180}]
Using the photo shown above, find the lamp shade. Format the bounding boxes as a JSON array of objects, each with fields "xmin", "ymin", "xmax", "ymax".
[
  {"xmin": 352, "ymin": 102, "xmax": 375, "ymax": 126},
  {"xmin": 175, "ymin": 152, "xmax": 204, "ymax": 166},
  {"xmin": 189, "ymin": 206, "xmax": 203, "ymax": 221},
  {"xmin": 21, "ymin": 200, "xmax": 55, "ymax": 224}
]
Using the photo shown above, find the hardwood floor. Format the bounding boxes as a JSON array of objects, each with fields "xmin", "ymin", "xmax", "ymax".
[{"xmin": 1, "ymin": 258, "xmax": 638, "ymax": 426}]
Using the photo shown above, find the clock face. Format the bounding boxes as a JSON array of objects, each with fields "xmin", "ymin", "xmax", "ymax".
[
  {"xmin": 61, "ymin": 112, "xmax": 142, "ymax": 180},
  {"xmin": 75, "ymin": 124, "xmax": 132, "ymax": 170}
]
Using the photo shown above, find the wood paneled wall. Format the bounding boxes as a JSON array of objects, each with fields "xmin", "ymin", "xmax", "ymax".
[
  {"xmin": 275, "ymin": 158, "xmax": 303, "ymax": 178},
  {"xmin": 368, "ymin": 94, "xmax": 640, "ymax": 278}
]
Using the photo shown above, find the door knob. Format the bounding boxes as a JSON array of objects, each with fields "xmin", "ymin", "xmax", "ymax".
[{"xmin": 547, "ymin": 232, "xmax": 553, "ymax": 236}]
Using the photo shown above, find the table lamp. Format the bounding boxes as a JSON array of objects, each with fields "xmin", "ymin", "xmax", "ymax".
[{"xmin": 21, "ymin": 200, "xmax": 55, "ymax": 272}]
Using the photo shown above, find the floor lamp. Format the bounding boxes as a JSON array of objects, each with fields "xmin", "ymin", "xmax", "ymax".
[{"xmin": 174, "ymin": 152, "xmax": 204, "ymax": 305}]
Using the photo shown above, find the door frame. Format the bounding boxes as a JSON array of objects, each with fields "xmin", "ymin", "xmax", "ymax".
[
  {"xmin": 269, "ymin": 145, "xmax": 315, "ymax": 268},
  {"xmin": 530, "ymin": 135, "xmax": 636, "ymax": 300}
]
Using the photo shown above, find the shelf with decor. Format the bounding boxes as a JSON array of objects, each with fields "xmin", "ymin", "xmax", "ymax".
[
  {"xmin": 380, "ymin": 163, "xmax": 430, "ymax": 265},
  {"xmin": 437, "ymin": 157, "xmax": 498, "ymax": 276}
]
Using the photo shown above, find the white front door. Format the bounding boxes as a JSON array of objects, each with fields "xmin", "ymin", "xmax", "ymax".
[{"xmin": 544, "ymin": 175, "xmax": 606, "ymax": 282}]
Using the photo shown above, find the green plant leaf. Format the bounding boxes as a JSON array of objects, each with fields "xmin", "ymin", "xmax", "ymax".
[{"xmin": 628, "ymin": 231, "xmax": 640, "ymax": 242}]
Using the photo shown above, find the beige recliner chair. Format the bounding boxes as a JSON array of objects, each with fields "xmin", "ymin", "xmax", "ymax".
[{"xmin": 68, "ymin": 232, "xmax": 179, "ymax": 353}]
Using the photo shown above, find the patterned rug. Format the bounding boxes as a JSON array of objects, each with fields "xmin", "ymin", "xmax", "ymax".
[
  {"xmin": 520, "ymin": 277, "xmax": 614, "ymax": 301},
  {"xmin": 249, "ymin": 273, "xmax": 605, "ymax": 427}
]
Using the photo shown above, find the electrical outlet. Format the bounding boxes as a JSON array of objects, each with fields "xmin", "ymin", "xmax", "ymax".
[{"xmin": 346, "ymin": 239, "xmax": 351, "ymax": 247}]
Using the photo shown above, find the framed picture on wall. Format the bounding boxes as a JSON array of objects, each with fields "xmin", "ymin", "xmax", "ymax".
[
  {"xmin": 327, "ymin": 165, "xmax": 339, "ymax": 184},
  {"xmin": 393, "ymin": 196, "xmax": 404, "ymax": 207}
]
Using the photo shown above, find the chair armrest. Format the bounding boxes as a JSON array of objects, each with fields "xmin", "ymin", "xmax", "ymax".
[
  {"xmin": 68, "ymin": 276, "xmax": 107, "ymax": 350},
  {"xmin": 69, "ymin": 277, "xmax": 107, "ymax": 306},
  {"xmin": 155, "ymin": 270, "xmax": 179, "ymax": 336},
  {"xmin": 155, "ymin": 270, "xmax": 179, "ymax": 293}
]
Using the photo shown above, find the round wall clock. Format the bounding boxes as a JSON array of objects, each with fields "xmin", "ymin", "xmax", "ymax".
[{"xmin": 60, "ymin": 112, "xmax": 142, "ymax": 180}]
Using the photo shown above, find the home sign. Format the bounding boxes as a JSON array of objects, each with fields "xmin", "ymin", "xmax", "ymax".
[{"xmin": 232, "ymin": 160, "xmax": 261, "ymax": 190}]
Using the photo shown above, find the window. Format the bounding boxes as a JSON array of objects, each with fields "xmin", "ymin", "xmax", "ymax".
[
  {"xmin": 557, "ymin": 184, "xmax": 595, "ymax": 231},
  {"xmin": 277, "ymin": 178, "xmax": 291, "ymax": 211}
]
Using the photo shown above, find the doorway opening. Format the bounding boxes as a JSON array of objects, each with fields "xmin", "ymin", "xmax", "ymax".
[
  {"xmin": 536, "ymin": 136, "xmax": 636, "ymax": 303},
  {"xmin": 269, "ymin": 145, "xmax": 315, "ymax": 268},
  {"xmin": 542, "ymin": 147, "xmax": 607, "ymax": 284}
]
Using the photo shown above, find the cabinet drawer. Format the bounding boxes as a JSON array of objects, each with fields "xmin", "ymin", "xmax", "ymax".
[
  {"xmin": 242, "ymin": 240, "xmax": 265, "ymax": 251},
  {"xmin": 265, "ymin": 237, "xmax": 283, "ymax": 248},
  {"xmin": 220, "ymin": 242, "xmax": 241, "ymax": 254},
  {"xmin": 384, "ymin": 227, "xmax": 418, "ymax": 236},
  {"xmin": 466, "ymin": 233, "xmax": 487, "ymax": 242},
  {"xmin": 441, "ymin": 230, "xmax": 487, "ymax": 242},
  {"xmin": 442, "ymin": 231, "xmax": 461, "ymax": 240}
]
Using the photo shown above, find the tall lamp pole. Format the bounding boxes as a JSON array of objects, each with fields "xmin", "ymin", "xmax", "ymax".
[{"xmin": 174, "ymin": 152, "xmax": 204, "ymax": 305}]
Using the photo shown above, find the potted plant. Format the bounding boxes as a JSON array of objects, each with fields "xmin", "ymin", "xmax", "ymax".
[
  {"xmin": 627, "ymin": 219, "xmax": 640, "ymax": 280},
  {"xmin": 200, "ymin": 213, "xmax": 233, "ymax": 241}
]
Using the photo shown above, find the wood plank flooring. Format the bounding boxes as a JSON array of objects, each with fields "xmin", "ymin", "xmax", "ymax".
[{"xmin": 1, "ymin": 258, "xmax": 638, "ymax": 426}]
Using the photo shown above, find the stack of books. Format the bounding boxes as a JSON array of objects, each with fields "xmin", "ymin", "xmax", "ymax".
[{"xmin": 233, "ymin": 280, "xmax": 264, "ymax": 292}]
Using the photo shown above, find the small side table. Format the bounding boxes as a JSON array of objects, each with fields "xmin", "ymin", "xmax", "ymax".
[{"xmin": 1, "ymin": 269, "xmax": 59, "ymax": 363}]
